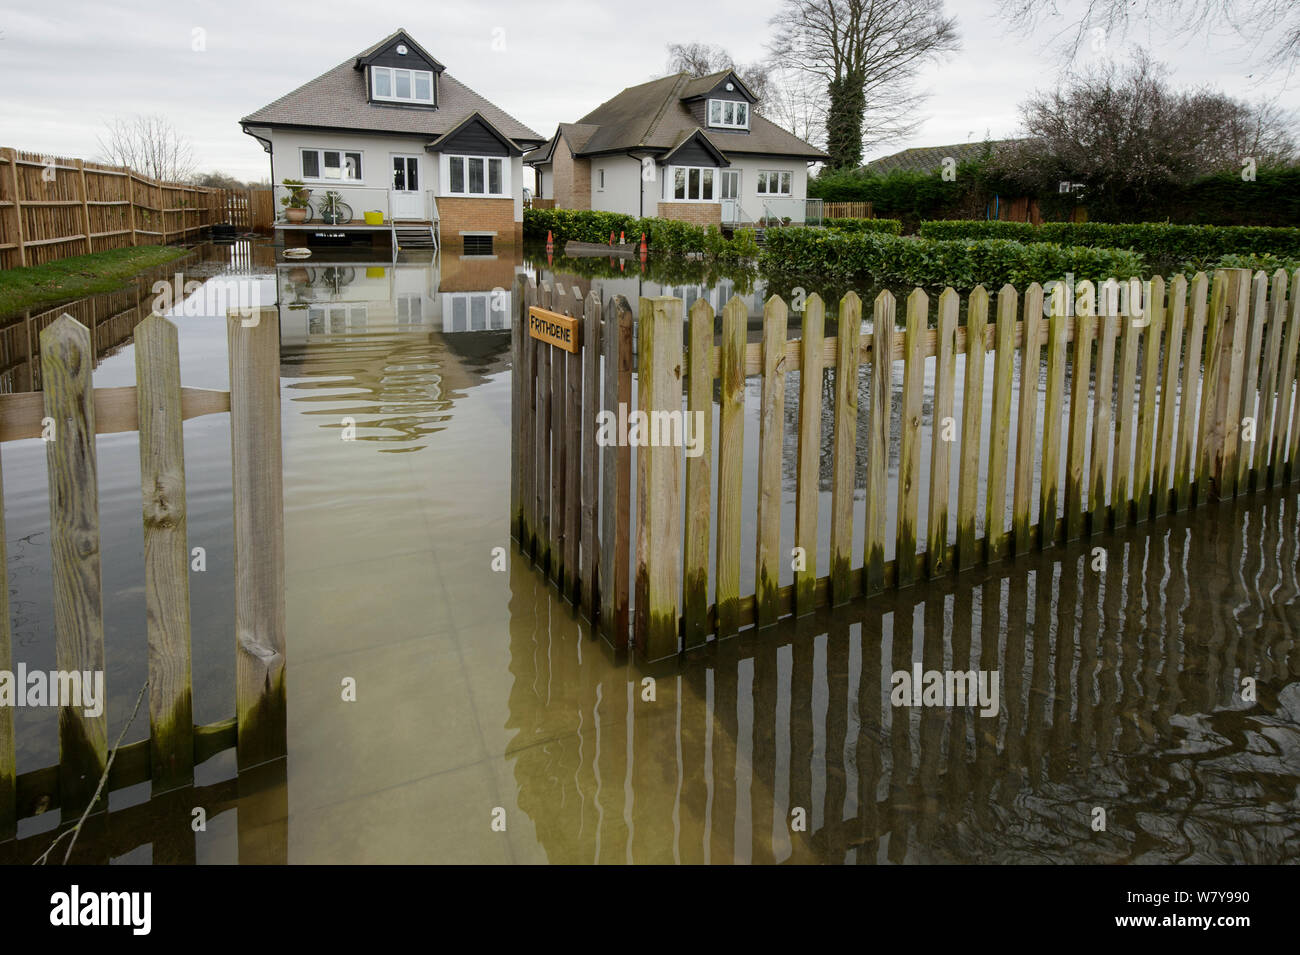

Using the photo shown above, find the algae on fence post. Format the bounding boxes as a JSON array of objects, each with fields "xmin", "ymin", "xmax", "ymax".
[
  {"xmin": 957, "ymin": 287, "xmax": 987, "ymax": 568},
  {"xmin": 829, "ymin": 292, "xmax": 861, "ymax": 605},
  {"xmin": 926, "ymin": 288, "xmax": 958, "ymax": 577},
  {"xmin": 1236, "ymin": 271, "xmax": 1270, "ymax": 493},
  {"xmin": 864, "ymin": 292, "xmax": 895, "ymax": 594},
  {"xmin": 228, "ymin": 306, "xmax": 286, "ymax": 769},
  {"xmin": 1091, "ymin": 298, "xmax": 1119, "ymax": 530},
  {"xmin": 1012, "ymin": 284, "xmax": 1044, "ymax": 555},
  {"xmin": 1155, "ymin": 275, "xmax": 1188, "ymax": 515},
  {"xmin": 135, "ymin": 315, "xmax": 194, "ymax": 793},
  {"xmin": 715, "ymin": 296, "xmax": 747, "ymax": 634},
  {"xmin": 634, "ymin": 296, "xmax": 683, "ymax": 660},
  {"xmin": 794, "ymin": 294, "xmax": 825, "ymax": 616},
  {"xmin": 1039, "ymin": 285, "xmax": 1068, "ymax": 548},
  {"xmin": 1253, "ymin": 270, "xmax": 1288, "ymax": 489},
  {"xmin": 1065, "ymin": 298, "xmax": 1095, "ymax": 541},
  {"xmin": 985, "ymin": 286, "xmax": 1018, "ymax": 562},
  {"xmin": 41, "ymin": 315, "xmax": 108, "ymax": 813},
  {"xmin": 755, "ymin": 295, "xmax": 788, "ymax": 627},
  {"xmin": 1271, "ymin": 270, "xmax": 1300, "ymax": 485},
  {"xmin": 683, "ymin": 298, "xmax": 714, "ymax": 646},
  {"xmin": 896, "ymin": 289, "xmax": 927, "ymax": 588}
]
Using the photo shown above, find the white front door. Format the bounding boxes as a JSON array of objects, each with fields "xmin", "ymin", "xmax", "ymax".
[
  {"xmin": 390, "ymin": 155, "xmax": 422, "ymax": 220},
  {"xmin": 720, "ymin": 170, "xmax": 741, "ymax": 225}
]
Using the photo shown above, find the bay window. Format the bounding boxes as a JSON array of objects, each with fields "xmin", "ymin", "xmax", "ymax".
[
  {"xmin": 670, "ymin": 165, "xmax": 716, "ymax": 202},
  {"xmin": 445, "ymin": 155, "xmax": 508, "ymax": 197}
]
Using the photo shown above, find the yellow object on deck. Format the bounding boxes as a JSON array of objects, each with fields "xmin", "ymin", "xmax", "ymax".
[{"xmin": 363, "ymin": 210, "xmax": 383, "ymax": 226}]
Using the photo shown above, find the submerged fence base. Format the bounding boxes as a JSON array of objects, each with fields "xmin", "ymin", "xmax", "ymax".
[{"xmin": 512, "ymin": 268, "xmax": 1300, "ymax": 661}]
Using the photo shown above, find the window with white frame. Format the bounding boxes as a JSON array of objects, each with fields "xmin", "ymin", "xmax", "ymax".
[
  {"xmin": 756, "ymin": 170, "xmax": 792, "ymax": 196},
  {"xmin": 669, "ymin": 165, "xmax": 716, "ymax": 202},
  {"xmin": 371, "ymin": 66, "xmax": 434, "ymax": 104},
  {"xmin": 707, "ymin": 99, "xmax": 749, "ymax": 129},
  {"xmin": 301, "ymin": 149, "xmax": 363, "ymax": 182},
  {"xmin": 445, "ymin": 155, "xmax": 508, "ymax": 197}
]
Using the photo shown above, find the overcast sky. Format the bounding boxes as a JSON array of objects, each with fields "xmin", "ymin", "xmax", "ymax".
[{"xmin": 1, "ymin": 0, "xmax": 1295, "ymax": 182}]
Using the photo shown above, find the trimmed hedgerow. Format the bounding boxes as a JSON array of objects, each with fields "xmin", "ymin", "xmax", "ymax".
[
  {"xmin": 760, "ymin": 227, "xmax": 1146, "ymax": 289},
  {"xmin": 522, "ymin": 208, "xmax": 759, "ymax": 262},
  {"xmin": 823, "ymin": 217, "xmax": 904, "ymax": 235},
  {"xmin": 917, "ymin": 220, "xmax": 1300, "ymax": 266}
]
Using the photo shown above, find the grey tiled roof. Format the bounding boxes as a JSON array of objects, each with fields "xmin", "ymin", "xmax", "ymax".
[
  {"xmin": 528, "ymin": 72, "xmax": 826, "ymax": 162},
  {"xmin": 240, "ymin": 30, "xmax": 542, "ymax": 145},
  {"xmin": 863, "ymin": 140, "xmax": 1019, "ymax": 174}
]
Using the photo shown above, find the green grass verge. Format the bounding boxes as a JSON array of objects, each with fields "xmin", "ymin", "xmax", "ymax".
[{"xmin": 0, "ymin": 245, "xmax": 192, "ymax": 315}]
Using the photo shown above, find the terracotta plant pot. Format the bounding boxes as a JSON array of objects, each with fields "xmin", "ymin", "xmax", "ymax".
[{"xmin": 285, "ymin": 207, "xmax": 308, "ymax": 224}]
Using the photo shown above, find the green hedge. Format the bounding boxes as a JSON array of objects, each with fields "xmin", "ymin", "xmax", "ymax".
[
  {"xmin": 918, "ymin": 220, "xmax": 1300, "ymax": 266},
  {"xmin": 523, "ymin": 208, "xmax": 759, "ymax": 261},
  {"xmin": 824, "ymin": 217, "xmax": 904, "ymax": 235},
  {"xmin": 760, "ymin": 228, "xmax": 1146, "ymax": 289}
]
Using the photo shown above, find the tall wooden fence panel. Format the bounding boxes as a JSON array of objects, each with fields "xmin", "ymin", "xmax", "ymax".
[{"xmin": 0, "ymin": 147, "xmax": 253, "ymax": 270}]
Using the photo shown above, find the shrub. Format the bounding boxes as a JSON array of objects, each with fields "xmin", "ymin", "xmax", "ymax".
[
  {"xmin": 917, "ymin": 220, "xmax": 1300, "ymax": 268},
  {"xmin": 760, "ymin": 228, "xmax": 1146, "ymax": 289},
  {"xmin": 824, "ymin": 217, "xmax": 904, "ymax": 235},
  {"xmin": 523, "ymin": 208, "xmax": 761, "ymax": 261}
]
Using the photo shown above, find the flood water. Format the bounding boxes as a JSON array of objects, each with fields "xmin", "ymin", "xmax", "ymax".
[{"xmin": 2, "ymin": 240, "xmax": 1298, "ymax": 863}]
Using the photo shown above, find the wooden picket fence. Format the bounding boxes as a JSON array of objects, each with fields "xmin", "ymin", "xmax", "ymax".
[
  {"xmin": 512, "ymin": 268, "xmax": 1300, "ymax": 660},
  {"xmin": 0, "ymin": 305, "xmax": 286, "ymax": 843},
  {"xmin": 822, "ymin": 202, "xmax": 875, "ymax": 219},
  {"xmin": 0, "ymin": 147, "xmax": 255, "ymax": 270}
]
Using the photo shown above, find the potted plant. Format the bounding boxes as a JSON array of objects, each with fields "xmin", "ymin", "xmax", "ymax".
[{"xmin": 280, "ymin": 178, "xmax": 311, "ymax": 223}]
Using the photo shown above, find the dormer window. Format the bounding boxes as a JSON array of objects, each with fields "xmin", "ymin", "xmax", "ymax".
[
  {"xmin": 372, "ymin": 66, "xmax": 434, "ymax": 104},
  {"xmin": 708, "ymin": 99, "xmax": 748, "ymax": 130}
]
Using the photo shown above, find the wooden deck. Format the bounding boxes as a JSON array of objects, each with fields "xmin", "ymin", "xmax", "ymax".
[{"xmin": 276, "ymin": 219, "xmax": 434, "ymax": 231}]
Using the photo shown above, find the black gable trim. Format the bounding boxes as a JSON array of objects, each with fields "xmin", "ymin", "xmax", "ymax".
[
  {"xmin": 429, "ymin": 113, "xmax": 522, "ymax": 157},
  {"xmin": 684, "ymin": 71, "xmax": 758, "ymax": 104},
  {"xmin": 356, "ymin": 31, "xmax": 444, "ymax": 72},
  {"xmin": 661, "ymin": 130, "xmax": 729, "ymax": 167}
]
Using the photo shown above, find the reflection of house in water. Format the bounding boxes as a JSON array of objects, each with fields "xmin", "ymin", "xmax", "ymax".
[{"xmin": 277, "ymin": 254, "xmax": 524, "ymax": 452}]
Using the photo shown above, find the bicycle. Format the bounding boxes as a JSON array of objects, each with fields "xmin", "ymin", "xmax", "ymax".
[{"xmin": 316, "ymin": 190, "xmax": 354, "ymax": 225}]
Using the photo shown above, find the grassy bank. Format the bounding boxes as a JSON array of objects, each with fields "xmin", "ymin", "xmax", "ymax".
[{"xmin": 0, "ymin": 245, "xmax": 191, "ymax": 315}]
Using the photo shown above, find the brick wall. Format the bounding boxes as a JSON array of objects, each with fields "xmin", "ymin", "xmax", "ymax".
[
  {"xmin": 551, "ymin": 141, "xmax": 591, "ymax": 210},
  {"xmin": 657, "ymin": 202, "xmax": 721, "ymax": 229},
  {"xmin": 437, "ymin": 197, "xmax": 521, "ymax": 247}
]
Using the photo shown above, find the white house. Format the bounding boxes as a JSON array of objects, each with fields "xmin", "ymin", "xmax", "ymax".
[
  {"xmin": 525, "ymin": 70, "xmax": 826, "ymax": 228},
  {"xmin": 241, "ymin": 28, "xmax": 543, "ymax": 252}
]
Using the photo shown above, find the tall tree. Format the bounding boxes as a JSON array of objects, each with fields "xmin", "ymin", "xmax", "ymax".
[
  {"xmin": 768, "ymin": 0, "xmax": 959, "ymax": 169},
  {"xmin": 97, "ymin": 114, "xmax": 196, "ymax": 183},
  {"xmin": 996, "ymin": 0, "xmax": 1300, "ymax": 74}
]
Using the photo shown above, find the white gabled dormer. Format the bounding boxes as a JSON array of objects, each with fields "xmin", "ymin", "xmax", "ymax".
[
  {"xmin": 680, "ymin": 70, "xmax": 758, "ymax": 134},
  {"xmin": 355, "ymin": 29, "xmax": 444, "ymax": 108}
]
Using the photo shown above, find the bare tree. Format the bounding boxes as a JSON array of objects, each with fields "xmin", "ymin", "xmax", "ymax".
[
  {"xmin": 990, "ymin": 52, "xmax": 1298, "ymax": 215},
  {"xmin": 763, "ymin": 67, "xmax": 829, "ymax": 146},
  {"xmin": 97, "ymin": 114, "xmax": 196, "ymax": 183},
  {"xmin": 768, "ymin": 0, "xmax": 960, "ymax": 170},
  {"xmin": 664, "ymin": 42, "xmax": 773, "ymax": 105},
  {"xmin": 996, "ymin": 0, "xmax": 1300, "ymax": 75}
]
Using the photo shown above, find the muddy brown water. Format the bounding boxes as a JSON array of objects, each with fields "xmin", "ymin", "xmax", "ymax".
[{"xmin": 1, "ymin": 241, "xmax": 1296, "ymax": 863}]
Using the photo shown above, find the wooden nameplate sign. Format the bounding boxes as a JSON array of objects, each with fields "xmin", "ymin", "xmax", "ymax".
[{"xmin": 528, "ymin": 306, "xmax": 581, "ymax": 353}]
